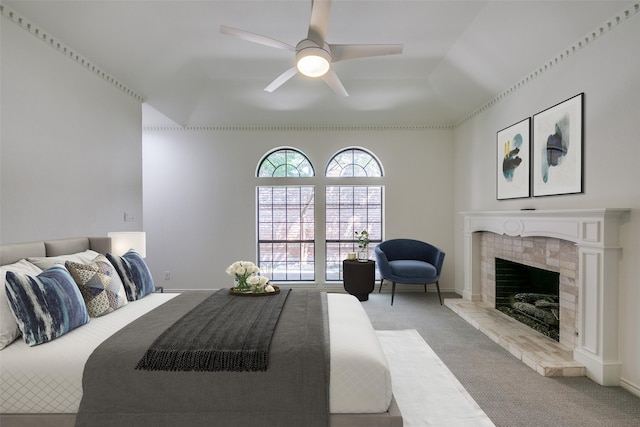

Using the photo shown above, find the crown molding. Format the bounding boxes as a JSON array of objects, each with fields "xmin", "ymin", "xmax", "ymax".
[
  {"xmin": 1, "ymin": 4, "xmax": 145, "ymax": 103},
  {"xmin": 143, "ymin": 124, "xmax": 454, "ymax": 132},
  {"xmin": 455, "ymin": 2, "xmax": 640, "ymax": 127},
  {"xmin": 3, "ymin": 2, "xmax": 637, "ymax": 129},
  {"xmin": 144, "ymin": 1, "xmax": 640, "ymax": 132}
]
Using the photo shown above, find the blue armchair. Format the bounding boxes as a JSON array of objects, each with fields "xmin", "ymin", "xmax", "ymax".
[{"xmin": 374, "ymin": 239, "xmax": 445, "ymax": 306}]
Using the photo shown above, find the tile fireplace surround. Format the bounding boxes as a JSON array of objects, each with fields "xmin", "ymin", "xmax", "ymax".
[{"xmin": 460, "ymin": 209, "xmax": 629, "ymax": 386}]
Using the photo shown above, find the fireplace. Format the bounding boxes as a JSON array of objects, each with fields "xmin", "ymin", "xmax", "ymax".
[
  {"xmin": 461, "ymin": 209, "xmax": 629, "ymax": 386},
  {"xmin": 477, "ymin": 231, "xmax": 578, "ymax": 348},
  {"xmin": 495, "ymin": 258, "xmax": 560, "ymax": 341}
]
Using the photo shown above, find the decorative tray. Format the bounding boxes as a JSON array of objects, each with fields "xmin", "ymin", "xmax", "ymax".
[{"xmin": 229, "ymin": 285, "xmax": 280, "ymax": 297}]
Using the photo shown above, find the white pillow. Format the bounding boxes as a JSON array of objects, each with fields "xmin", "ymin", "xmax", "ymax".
[
  {"xmin": 0, "ymin": 259, "xmax": 43, "ymax": 349},
  {"xmin": 27, "ymin": 249, "xmax": 99, "ymax": 270}
]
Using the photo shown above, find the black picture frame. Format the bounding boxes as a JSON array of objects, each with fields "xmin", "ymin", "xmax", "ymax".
[
  {"xmin": 497, "ymin": 118, "xmax": 531, "ymax": 200},
  {"xmin": 532, "ymin": 93, "xmax": 584, "ymax": 197}
]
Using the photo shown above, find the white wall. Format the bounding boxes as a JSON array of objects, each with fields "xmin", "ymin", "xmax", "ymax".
[
  {"xmin": 0, "ymin": 21, "xmax": 143, "ymax": 243},
  {"xmin": 142, "ymin": 127, "xmax": 454, "ymax": 291},
  {"xmin": 452, "ymin": 17, "xmax": 640, "ymax": 394}
]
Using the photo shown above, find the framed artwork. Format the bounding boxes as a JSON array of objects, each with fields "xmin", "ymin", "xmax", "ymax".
[
  {"xmin": 497, "ymin": 118, "xmax": 531, "ymax": 200},
  {"xmin": 532, "ymin": 93, "xmax": 584, "ymax": 197}
]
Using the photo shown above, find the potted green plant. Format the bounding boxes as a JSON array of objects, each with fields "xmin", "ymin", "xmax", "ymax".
[{"xmin": 355, "ymin": 230, "xmax": 370, "ymax": 262}]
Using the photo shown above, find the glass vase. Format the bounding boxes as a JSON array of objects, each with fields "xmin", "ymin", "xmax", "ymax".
[
  {"xmin": 234, "ymin": 277, "xmax": 251, "ymax": 292},
  {"xmin": 357, "ymin": 248, "xmax": 368, "ymax": 262}
]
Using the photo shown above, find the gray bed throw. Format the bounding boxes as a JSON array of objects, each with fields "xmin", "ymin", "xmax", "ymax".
[
  {"xmin": 75, "ymin": 290, "xmax": 329, "ymax": 427},
  {"xmin": 136, "ymin": 289, "xmax": 291, "ymax": 372}
]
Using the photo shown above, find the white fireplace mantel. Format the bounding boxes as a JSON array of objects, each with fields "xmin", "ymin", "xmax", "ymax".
[{"xmin": 461, "ymin": 208, "xmax": 630, "ymax": 386}]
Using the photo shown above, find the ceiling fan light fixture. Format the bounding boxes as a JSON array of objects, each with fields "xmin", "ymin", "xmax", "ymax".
[
  {"xmin": 296, "ymin": 41, "xmax": 331, "ymax": 77},
  {"xmin": 297, "ymin": 54, "xmax": 330, "ymax": 77}
]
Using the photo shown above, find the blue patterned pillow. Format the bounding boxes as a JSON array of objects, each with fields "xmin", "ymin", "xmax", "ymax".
[
  {"xmin": 106, "ymin": 250, "xmax": 155, "ymax": 301},
  {"xmin": 5, "ymin": 265, "xmax": 90, "ymax": 346}
]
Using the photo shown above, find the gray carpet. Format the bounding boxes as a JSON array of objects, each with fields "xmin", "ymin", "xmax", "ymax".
[{"xmin": 360, "ymin": 291, "xmax": 640, "ymax": 427}]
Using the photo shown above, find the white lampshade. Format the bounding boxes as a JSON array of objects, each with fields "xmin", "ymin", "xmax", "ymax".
[{"xmin": 108, "ymin": 231, "xmax": 146, "ymax": 258}]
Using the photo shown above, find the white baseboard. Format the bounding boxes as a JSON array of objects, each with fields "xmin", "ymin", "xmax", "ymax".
[{"xmin": 620, "ymin": 377, "xmax": 640, "ymax": 398}]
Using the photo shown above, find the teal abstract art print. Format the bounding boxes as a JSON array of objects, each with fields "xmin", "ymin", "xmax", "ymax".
[
  {"xmin": 533, "ymin": 93, "xmax": 584, "ymax": 197},
  {"xmin": 497, "ymin": 118, "xmax": 531, "ymax": 200}
]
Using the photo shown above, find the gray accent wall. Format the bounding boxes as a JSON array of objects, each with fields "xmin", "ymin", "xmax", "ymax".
[{"xmin": 1, "ymin": 20, "xmax": 143, "ymax": 243}]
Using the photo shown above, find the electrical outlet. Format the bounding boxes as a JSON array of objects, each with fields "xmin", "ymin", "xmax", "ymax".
[
  {"xmin": 164, "ymin": 271, "xmax": 171, "ymax": 281},
  {"xmin": 124, "ymin": 212, "xmax": 136, "ymax": 222}
]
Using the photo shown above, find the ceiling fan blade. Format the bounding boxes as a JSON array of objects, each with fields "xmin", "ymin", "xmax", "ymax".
[
  {"xmin": 264, "ymin": 67, "xmax": 299, "ymax": 93},
  {"xmin": 307, "ymin": 0, "xmax": 332, "ymax": 46},
  {"xmin": 321, "ymin": 68, "xmax": 348, "ymax": 97},
  {"xmin": 329, "ymin": 44, "xmax": 404, "ymax": 63},
  {"xmin": 220, "ymin": 25, "xmax": 295, "ymax": 51}
]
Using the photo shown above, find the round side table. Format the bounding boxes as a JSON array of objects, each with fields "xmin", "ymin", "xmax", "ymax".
[{"xmin": 342, "ymin": 259, "xmax": 375, "ymax": 301}]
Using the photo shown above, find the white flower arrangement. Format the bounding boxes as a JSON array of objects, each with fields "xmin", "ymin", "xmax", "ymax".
[{"xmin": 225, "ymin": 260, "xmax": 273, "ymax": 293}]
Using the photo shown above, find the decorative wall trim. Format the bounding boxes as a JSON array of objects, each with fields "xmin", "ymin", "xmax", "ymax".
[
  {"xmin": 455, "ymin": 2, "xmax": 640, "ymax": 127},
  {"xmin": 0, "ymin": 4, "xmax": 145, "ymax": 103},
  {"xmin": 3, "ymin": 2, "xmax": 638, "ymax": 128},
  {"xmin": 143, "ymin": 1, "xmax": 640, "ymax": 131},
  {"xmin": 143, "ymin": 124, "xmax": 453, "ymax": 132}
]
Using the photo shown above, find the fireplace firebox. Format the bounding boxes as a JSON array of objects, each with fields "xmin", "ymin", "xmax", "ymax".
[{"xmin": 495, "ymin": 257, "xmax": 560, "ymax": 341}]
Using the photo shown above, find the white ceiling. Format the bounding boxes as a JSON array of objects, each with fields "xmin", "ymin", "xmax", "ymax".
[{"xmin": 3, "ymin": 1, "xmax": 633, "ymax": 127}]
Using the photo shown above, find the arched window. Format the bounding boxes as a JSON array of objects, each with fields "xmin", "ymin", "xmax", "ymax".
[
  {"xmin": 256, "ymin": 148, "xmax": 315, "ymax": 281},
  {"xmin": 258, "ymin": 148, "xmax": 314, "ymax": 177},
  {"xmin": 325, "ymin": 148, "xmax": 384, "ymax": 281},
  {"xmin": 256, "ymin": 147, "xmax": 384, "ymax": 283},
  {"xmin": 325, "ymin": 148, "xmax": 382, "ymax": 177}
]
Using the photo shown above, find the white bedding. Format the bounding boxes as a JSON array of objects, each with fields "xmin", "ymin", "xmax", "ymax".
[
  {"xmin": 0, "ymin": 292, "xmax": 392, "ymax": 415},
  {"xmin": 328, "ymin": 293, "xmax": 393, "ymax": 413}
]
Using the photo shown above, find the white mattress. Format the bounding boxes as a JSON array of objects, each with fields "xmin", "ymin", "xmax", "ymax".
[
  {"xmin": 328, "ymin": 293, "xmax": 393, "ymax": 413},
  {"xmin": 0, "ymin": 292, "xmax": 392, "ymax": 415}
]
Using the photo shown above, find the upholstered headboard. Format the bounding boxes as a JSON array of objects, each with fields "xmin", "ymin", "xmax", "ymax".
[{"xmin": 0, "ymin": 237, "xmax": 111, "ymax": 266}]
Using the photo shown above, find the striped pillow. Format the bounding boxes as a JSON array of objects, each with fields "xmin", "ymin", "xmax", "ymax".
[
  {"xmin": 0, "ymin": 260, "xmax": 43, "ymax": 349},
  {"xmin": 5, "ymin": 265, "xmax": 89, "ymax": 346},
  {"xmin": 107, "ymin": 250, "xmax": 155, "ymax": 301}
]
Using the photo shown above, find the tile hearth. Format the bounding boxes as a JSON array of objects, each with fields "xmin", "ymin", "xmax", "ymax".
[{"xmin": 445, "ymin": 298, "xmax": 586, "ymax": 378}]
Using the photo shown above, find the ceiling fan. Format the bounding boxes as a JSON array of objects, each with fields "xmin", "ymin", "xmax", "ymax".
[{"xmin": 220, "ymin": 0, "xmax": 403, "ymax": 96}]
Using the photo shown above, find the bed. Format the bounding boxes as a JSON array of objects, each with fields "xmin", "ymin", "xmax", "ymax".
[{"xmin": 0, "ymin": 237, "xmax": 402, "ymax": 427}]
